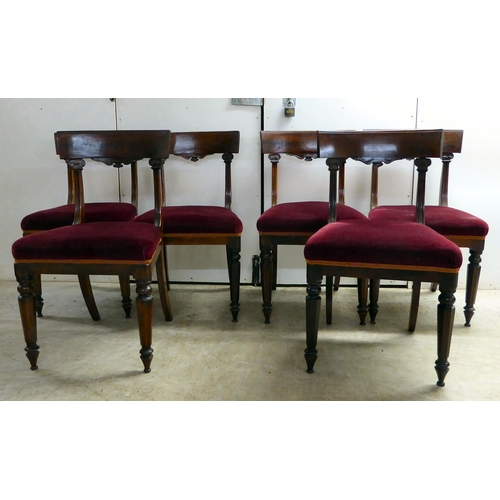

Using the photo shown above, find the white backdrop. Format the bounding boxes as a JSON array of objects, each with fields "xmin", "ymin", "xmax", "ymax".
[{"xmin": 1, "ymin": 98, "xmax": 498, "ymax": 289}]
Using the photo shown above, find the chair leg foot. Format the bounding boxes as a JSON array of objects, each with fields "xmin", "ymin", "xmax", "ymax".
[
  {"xmin": 25, "ymin": 343, "xmax": 40, "ymax": 370},
  {"xmin": 230, "ymin": 306, "xmax": 239, "ymax": 322},
  {"xmin": 35, "ymin": 297, "xmax": 44, "ymax": 318},
  {"xmin": 304, "ymin": 348, "xmax": 318, "ymax": 374},
  {"xmin": 463, "ymin": 308, "xmax": 474, "ymax": 327},
  {"xmin": 435, "ymin": 360, "xmax": 450, "ymax": 387},
  {"xmin": 140, "ymin": 347, "xmax": 154, "ymax": 373}
]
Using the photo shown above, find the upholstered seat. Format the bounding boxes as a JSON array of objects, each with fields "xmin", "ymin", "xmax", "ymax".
[
  {"xmin": 133, "ymin": 131, "xmax": 243, "ymax": 322},
  {"xmin": 257, "ymin": 131, "xmax": 367, "ymax": 324},
  {"xmin": 305, "ymin": 220, "xmax": 463, "ymax": 272},
  {"xmin": 12, "ymin": 130, "xmax": 172, "ymax": 374},
  {"xmin": 13, "ymin": 222, "xmax": 161, "ymax": 262},
  {"xmin": 21, "ymin": 203, "xmax": 137, "ymax": 233},
  {"xmin": 368, "ymin": 130, "xmax": 488, "ymax": 328},
  {"xmin": 20, "ymin": 135, "xmax": 141, "ymax": 318},
  {"xmin": 257, "ymin": 201, "xmax": 365, "ymax": 235},
  {"xmin": 370, "ymin": 205, "xmax": 489, "ymax": 238},
  {"xmin": 304, "ymin": 129, "xmax": 462, "ymax": 387},
  {"xmin": 136, "ymin": 205, "xmax": 243, "ymax": 235}
]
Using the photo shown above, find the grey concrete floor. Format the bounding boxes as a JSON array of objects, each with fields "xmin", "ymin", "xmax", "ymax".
[{"xmin": 1, "ymin": 279, "xmax": 500, "ymax": 401}]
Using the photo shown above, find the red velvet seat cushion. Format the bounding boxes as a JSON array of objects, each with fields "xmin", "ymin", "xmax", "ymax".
[
  {"xmin": 304, "ymin": 220, "xmax": 463, "ymax": 271},
  {"xmin": 21, "ymin": 203, "xmax": 137, "ymax": 232},
  {"xmin": 13, "ymin": 222, "xmax": 161, "ymax": 262},
  {"xmin": 135, "ymin": 206, "xmax": 243, "ymax": 234},
  {"xmin": 257, "ymin": 201, "xmax": 367, "ymax": 234},
  {"xmin": 369, "ymin": 205, "xmax": 489, "ymax": 238}
]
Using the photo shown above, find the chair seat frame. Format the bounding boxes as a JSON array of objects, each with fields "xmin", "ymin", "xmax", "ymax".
[{"xmin": 306, "ymin": 130, "xmax": 460, "ymax": 387}]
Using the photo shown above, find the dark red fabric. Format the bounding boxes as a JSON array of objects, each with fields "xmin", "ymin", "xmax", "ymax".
[
  {"xmin": 257, "ymin": 201, "xmax": 366, "ymax": 234},
  {"xmin": 12, "ymin": 222, "xmax": 161, "ymax": 262},
  {"xmin": 369, "ymin": 205, "xmax": 489, "ymax": 237},
  {"xmin": 304, "ymin": 220, "xmax": 463, "ymax": 270},
  {"xmin": 21, "ymin": 203, "xmax": 137, "ymax": 231},
  {"xmin": 135, "ymin": 206, "xmax": 243, "ymax": 234}
]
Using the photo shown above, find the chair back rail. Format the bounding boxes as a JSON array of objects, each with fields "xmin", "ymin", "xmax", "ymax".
[
  {"xmin": 366, "ymin": 130, "xmax": 463, "ymax": 210},
  {"xmin": 65, "ymin": 161, "xmax": 139, "ymax": 209},
  {"xmin": 54, "ymin": 130, "xmax": 171, "ymax": 226},
  {"xmin": 260, "ymin": 131, "xmax": 347, "ymax": 207},
  {"xmin": 166, "ymin": 131, "xmax": 240, "ymax": 210},
  {"xmin": 318, "ymin": 130, "xmax": 445, "ymax": 224}
]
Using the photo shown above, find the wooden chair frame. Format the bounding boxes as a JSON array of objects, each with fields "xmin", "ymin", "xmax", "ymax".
[
  {"xmin": 370, "ymin": 130, "xmax": 485, "ymax": 329},
  {"xmin": 129, "ymin": 131, "xmax": 242, "ymax": 322},
  {"xmin": 306, "ymin": 130, "xmax": 460, "ymax": 387},
  {"xmin": 259, "ymin": 131, "xmax": 350, "ymax": 324},
  {"xmin": 22, "ymin": 143, "xmax": 140, "ymax": 320},
  {"xmin": 13, "ymin": 130, "xmax": 172, "ymax": 373}
]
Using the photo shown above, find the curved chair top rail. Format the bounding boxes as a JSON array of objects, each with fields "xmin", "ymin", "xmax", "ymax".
[
  {"xmin": 443, "ymin": 130, "xmax": 463, "ymax": 154},
  {"xmin": 261, "ymin": 130, "xmax": 318, "ymax": 157},
  {"xmin": 170, "ymin": 131, "xmax": 240, "ymax": 159},
  {"xmin": 363, "ymin": 129, "xmax": 463, "ymax": 156},
  {"xmin": 318, "ymin": 129, "xmax": 445, "ymax": 163},
  {"xmin": 54, "ymin": 130, "xmax": 171, "ymax": 163}
]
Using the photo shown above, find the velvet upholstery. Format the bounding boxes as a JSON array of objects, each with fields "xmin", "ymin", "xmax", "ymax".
[
  {"xmin": 13, "ymin": 222, "xmax": 162, "ymax": 262},
  {"xmin": 369, "ymin": 205, "xmax": 489, "ymax": 238},
  {"xmin": 304, "ymin": 220, "xmax": 463, "ymax": 271},
  {"xmin": 135, "ymin": 206, "xmax": 243, "ymax": 234},
  {"xmin": 21, "ymin": 202, "xmax": 137, "ymax": 232},
  {"xmin": 257, "ymin": 201, "xmax": 366, "ymax": 234}
]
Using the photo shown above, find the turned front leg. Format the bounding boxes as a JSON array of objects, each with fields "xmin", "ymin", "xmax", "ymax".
[
  {"xmin": 368, "ymin": 279, "xmax": 380, "ymax": 325},
  {"xmin": 305, "ymin": 266, "xmax": 322, "ymax": 373},
  {"xmin": 464, "ymin": 249, "xmax": 482, "ymax": 327},
  {"xmin": 136, "ymin": 279, "xmax": 154, "ymax": 373},
  {"xmin": 33, "ymin": 273, "xmax": 44, "ymax": 318},
  {"xmin": 357, "ymin": 278, "xmax": 369, "ymax": 326},
  {"xmin": 436, "ymin": 284, "xmax": 456, "ymax": 387},
  {"xmin": 16, "ymin": 274, "xmax": 39, "ymax": 370},
  {"xmin": 408, "ymin": 281, "xmax": 421, "ymax": 333},
  {"xmin": 156, "ymin": 249, "xmax": 173, "ymax": 322},
  {"xmin": 260, "ymin": 243, "xmax": 273, "ymax": 324},
  {"xmin": 119, "ymin": 275, "xmax": 132, "ymax": 319},
  {"xmin": 226, "ymin": 241, "xmax": 241, "ymax": 322}
]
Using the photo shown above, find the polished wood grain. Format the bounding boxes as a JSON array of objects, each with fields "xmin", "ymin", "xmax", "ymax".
[
  {"xmin": 161, "ymin": 131, "xmax": 242, "ymax": 322},
  {"xmin": 259, "ymin": 131, "xmax": 339, "ymax": 324},
  {"xmin": 307, "ymin": 129, "xmax": 458, "ymax": 387},
  {"xmin": 14, "ymin": 130, "xmax": 172, "ymax": 373},
  {"xmin": 369, "ymin": 130, "xmax": 484, "ymax": 329}
]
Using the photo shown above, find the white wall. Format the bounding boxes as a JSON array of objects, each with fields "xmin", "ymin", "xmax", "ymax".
[
  {"xmin": 417, "ymin": 99, "xmax": 500, "ymax": 289},
  {"xmin": 0, "ymin": 99, "xmax": 117, "ymax": 282},
  {"xmin": 263, "ymin": 98, "xmax": 418, "ymax": 285},
  {"xmin": 1, "ymin": 98, "xmax": 498, "ymax": 290},
  {"xmin": 115, "ymin": 98, "xmax": 261, "ymax": 283}
]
